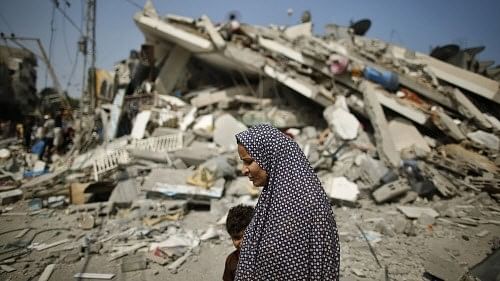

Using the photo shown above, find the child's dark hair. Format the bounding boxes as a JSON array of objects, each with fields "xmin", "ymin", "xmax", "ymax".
[{"xmin": 226, "ymin": 204, "xmax": 254, "ymax": 236}]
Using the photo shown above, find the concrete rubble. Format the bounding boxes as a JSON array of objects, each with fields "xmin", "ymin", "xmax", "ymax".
[{"xmin": 0, "ymin": 2, "xmax": 499, "ymax": 280}]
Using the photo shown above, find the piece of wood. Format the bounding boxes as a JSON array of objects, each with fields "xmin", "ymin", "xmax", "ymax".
[
  {"xmin": 73, "ymin": 273, "xmax": 115, "ymax": 279},
  {"xmin": 38, "ymin": 264, "xmax": 55, "ymax": 281}
]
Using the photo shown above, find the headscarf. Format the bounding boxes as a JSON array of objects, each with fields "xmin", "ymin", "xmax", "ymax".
[{"xmin": 235, "ymin": 124, "xmax": 340, "ymax": 281}]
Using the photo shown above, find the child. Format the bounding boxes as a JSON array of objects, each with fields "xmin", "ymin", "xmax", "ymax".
[{"xmin": 223, "ymin": 204, "xmax": 254, "ymax": 281}]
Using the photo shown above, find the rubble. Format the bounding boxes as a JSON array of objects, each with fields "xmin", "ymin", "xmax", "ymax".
[{"xmin": 0, "ymin": 2, "xmax": 499, "ymax": 280}]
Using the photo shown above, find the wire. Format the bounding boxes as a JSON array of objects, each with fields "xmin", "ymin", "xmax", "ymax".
[
  {"xmin": 66, "ymin": 48, "xmax": 80, "ymax": 93},
  {"xmin": 47, "ymin": 3, "xmax": 57, "ymax": 87},
  {"xmin": 51, "ymin": 0, "xmax": 84, "ymax": 35},
  {"xmin": 0, "ymin": 11, "xmax": 14, "ymax": 34},
  {"xmin": 61, "ymin": 3, "xmax": 74, "ymax": 65},
  {"xmin": 123, "ymin": 0, "xmax": 142, "ymax": 9}
]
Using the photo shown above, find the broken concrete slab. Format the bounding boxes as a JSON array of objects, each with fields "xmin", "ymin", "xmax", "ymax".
[
  {"xmin": 451, "ymin": 88, "xmax": 492, "ymax": 130},
  {"xmin": 467, "ymin": 130, "xmax": 499, "ymax": 151},
  {"xmin": 416, "ymin": 52, "xmax": 500, "ymax": 104},
  {"xmin": 360, "ymin": 80, "xmax": 400, "ymax": 168},
  {"xmin": 397, "ymin": 206, "xmax": 439, "ymax": 219},
  {"xmin": 106, "ymin": 88, "xmax": 126, "ymax": 142},
  {"xmin": 108, "ymin": 179, "xmax": 140, "ymax": 204},
  {"xmin": 323, "ymin": 105, "xmax": 360, "ymax": 140},
  {"xmin": 264, "ymin": 65, "xmax": 331, "ymax": 107},
  {"xmin": 431, "ymin": 107, "xmax": 466, "ymax": 141},
  {"xmin": 130, "ymin": 110, "xmax": 151, "ymax": 140},
  {"xmin": 173, "ymin": 141, "xmax": 219, "ymax": 166},
  {"xmin": 323, "ymin": 176, "xmax": 359, "ymax": 202},
  {"xmin": 376, "ymin": 91, "xmax": 429, "ymax": 125},
  {"xmin": 142, "ymin": 168, "xmax": 225, "ymax": 199},
  {"xmin": 213, "ymin": 114, "xmax": 247, "ymax": 151},
  {"xmin": 155, "ymin": 45, "xmax": 191, "ymax": 95},
  {"xmin": 388, "ymin": 117, "xmax": 431, "ymax": 154},
  {"xmin": 199, "ymin": 15, "xmax": 226, "ymax": 49}
]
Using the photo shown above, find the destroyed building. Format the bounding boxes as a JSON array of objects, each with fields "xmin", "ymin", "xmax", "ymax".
[
  {"xmin": 0, "ymin": 1, "xmax": 499, "ymax": 280},
  {"xmin": 0, "ymin": 45, "xmax": 38, "ymax": 120}
]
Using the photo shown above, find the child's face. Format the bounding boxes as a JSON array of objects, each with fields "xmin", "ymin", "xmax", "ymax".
[{"xmin": 231, "ymin": 230, "xmax": 244, "ymax": 249}]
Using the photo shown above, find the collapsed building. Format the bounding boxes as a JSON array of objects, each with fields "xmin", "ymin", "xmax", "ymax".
[
  {"xmin": 0, "ymin": 45, "xmax": 38, "ymax": 121},
  {"xmin": 0, "ymin": 2, "xmax": 499, "ymax": 280}
]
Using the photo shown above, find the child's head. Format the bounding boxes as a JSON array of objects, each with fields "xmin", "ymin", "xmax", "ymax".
[{"xmin": 226, "ymin": 204, "xmax": 254, "ymax": 249}]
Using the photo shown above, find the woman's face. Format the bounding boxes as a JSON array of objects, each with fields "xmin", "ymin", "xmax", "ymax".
[{"xmin": 238, "ymin": 144, "xmax": 268, "ymax": 187}]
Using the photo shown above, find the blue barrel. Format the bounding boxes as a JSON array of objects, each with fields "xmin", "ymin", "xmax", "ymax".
[{"xmin": 363, "ymin": 66, "xmax": 399, "ymax": 91}]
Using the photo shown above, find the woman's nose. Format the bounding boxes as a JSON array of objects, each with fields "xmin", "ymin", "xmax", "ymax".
[{"xmin": 241, "ymin": 165, "xmax": 249, "ymax": 175}]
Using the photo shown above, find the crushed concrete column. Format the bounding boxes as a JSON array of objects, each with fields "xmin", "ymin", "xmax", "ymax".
[
  {"xmin": 430, "ymin": 107, "xmax": 466, "ymax": 141},
  {"xmin": 451, "ymin": 88, "xmax": 492, "ymax": 129},
  {"xmin": 360, "ymin": 80, "xmax": 400, "ymax": 168},
  {"xmin": 200, "ymin": 15, "xmax": 226, "ymax": 49},
  {"xmin": 155, "ymin": 45, "xmax": 191, "ymax": 95}
]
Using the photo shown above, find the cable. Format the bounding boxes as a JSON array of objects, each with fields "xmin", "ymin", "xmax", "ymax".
[
  {"xmin": 61, "ymin": 3, "xmax": 75, "ymax": 65},
  {"xmin": 51, "ymin": 0, "xmax": 84, "ymax": 35},
  {"xmin": 0, "ymin": 11, "xmax": 14, "ymax": 34},
  {"xmin": 46, "ymin": 3, "xmax": 57, "ymax": 87},
  {"xmin": 66, "ymin": 48, "xmax": 80, "ymax": 93},
  {"xmin": 123, "ymin": 0, "xmax": 142, "ymax": 9}
]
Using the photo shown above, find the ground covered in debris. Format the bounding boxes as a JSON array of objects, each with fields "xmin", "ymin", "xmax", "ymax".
[
  {"xmin": 1, "ymin": 1, "xmax": 500, "ymax": 280},
  {"xmin": 1, "ymin": 194, "xmax": 500, "ymax": 280}
]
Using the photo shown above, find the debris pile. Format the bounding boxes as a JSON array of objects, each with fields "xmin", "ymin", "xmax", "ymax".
[{"xmin": 0, "ymin": 2, "xmax": 499, "ymax": 280}]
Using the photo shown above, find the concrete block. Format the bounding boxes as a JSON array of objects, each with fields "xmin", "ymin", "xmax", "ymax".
[
  {"xmin": 0, "ymin": 189, "xmax": 22, "ymax": 205},
  {"xmin": 467, "ymin": 130, "xmax": 499, "ymax": 151},
  {"xmin": 155, "ymin": 45, "xmax": 191, "ymax": 95},
  {"xmin": 372, "ymin": 180, "xmax": 410, "ymax": 203},
  {"xmin": 397, "ymin": 206, "xmax": 439, "ymax": 219},
  {"xmin": 323, "ymin": 105, "xmax": 360, "ymax": 140},
  {"xmin": 323, "ymin": 176, "xmax": 359, "ymax": 202},
  {"xmin": 388, "ymin": 117, "xmax": 431, "ymax": 153},
  {"xmin": 131, "ymin": 110, "xmax": 151, "ymax": 140},
  {"xmin": 213, "ymin": 114, "xmax": 247, "ymax": 151}
]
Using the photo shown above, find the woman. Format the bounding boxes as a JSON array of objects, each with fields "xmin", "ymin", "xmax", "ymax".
[{"xmin": 235, "ymin": 124, "xmax": 340, "ymax": 280}]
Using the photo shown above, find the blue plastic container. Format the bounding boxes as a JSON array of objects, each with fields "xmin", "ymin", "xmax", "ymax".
[{"xmin": 363, "ymin": 66, "xmax": 399, "ymax": 91}]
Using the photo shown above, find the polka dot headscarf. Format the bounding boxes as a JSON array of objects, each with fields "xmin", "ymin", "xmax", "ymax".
[{"xmin": 235, "ymin": 124, "xmax": 340, "ymax": 280}]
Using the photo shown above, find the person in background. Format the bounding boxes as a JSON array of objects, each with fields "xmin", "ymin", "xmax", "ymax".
[
  {"xmin": 23, "ymin": 115, "xmax": 34, "ymax": 151},
  {"xmin": 42, "ymin": 114, "xmax": 55, "ymax": 160},
  {"xmin": 223, "ymin": 205, "xmax": 254, "ymax": 281}
]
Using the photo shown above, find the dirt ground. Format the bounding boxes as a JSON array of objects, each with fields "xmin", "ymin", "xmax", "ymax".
[{"xmin": 1, "ymin": 191, "xmax": 499, "ymax": 281}]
